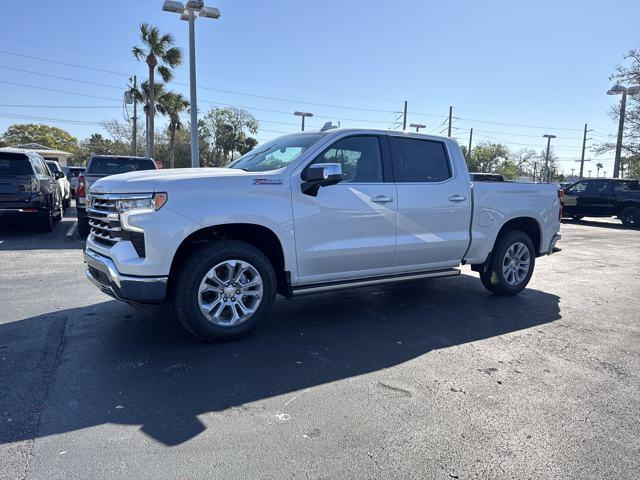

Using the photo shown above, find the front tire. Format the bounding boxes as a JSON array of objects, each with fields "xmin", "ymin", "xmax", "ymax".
[
  {"xmin": 480, "ymin": 230, "xmax": 536, "ymax": 296},
  {"xmin": 620, "ymin": 206, "xmax": 640, "ymax": 228},
  {"xmin": 173, "ymin": 240, "xmax": 277, "ymax": 342},
  {"xmin": 77, "ymin": 215, "xmax": 90, "ymax": 237}
]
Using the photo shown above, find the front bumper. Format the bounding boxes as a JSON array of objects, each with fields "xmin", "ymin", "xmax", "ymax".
[{"xmin": 84, "ymin": 249, "xmax": 167, "ymax": 303}]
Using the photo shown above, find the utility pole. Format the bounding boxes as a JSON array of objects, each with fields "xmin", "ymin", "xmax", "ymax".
[
  {"xmin": 533, "ymin": 162, "xmax": 538, "ymax": 182},
  {"xmin": 543, "ymin": 134, "xmax": 556, "ymax": 183},
  {"xmin": 402, "ymin": 100, "xmax": 408, "ymax": 130},
  {"xmin": 447, "ymin": 106, "xmax": 452, "ymax": 137},
  {"xmin": 579, "ymin": 123, "xmax": 589, "ymax": 179},
  {"xmin": 467, "ymin": 128, "xmax": 473, "ymax": 160},
  {"xmin": 131, "ymin": 75, "xmax": 137, "ymax": 156},
  {"xmin": 613, "ymin": 90, "xmax": 627, "ymax": 178}
]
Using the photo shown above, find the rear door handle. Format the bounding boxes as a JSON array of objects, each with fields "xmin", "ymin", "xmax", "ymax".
[
  {"xmin": 371, "ymin": 195, "xmax": 394, "ymax": 203},
  {"xmin": 448, "ymin": 194, "xmax": 467, "ymax": 203}
]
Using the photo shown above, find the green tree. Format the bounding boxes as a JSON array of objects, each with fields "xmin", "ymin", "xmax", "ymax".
[
  {"xmin": 132, "ymin": 24, "xmax": 182, "ymax": 158},
  {"xmin": 71, "ymin": 133, "xmax": 117, "ymax": 165},
  {"xmin": 596, "ymin": 162, "xmax": 604, "ymax": 177},
  {"xmin": 0, "ymin": 124, "xmax": 78, "ymax": 152},
  {"xmin": 201, "ymin": 107, "xmax": 259, "ymax": 165},
  {"xmin": 598, "ymin": 50, "xmax": 640, "ymax": 158},
  {"xmin": 158, "ymin": 91, "xmax": 189, "ymax": 168},
  {"xmin": 466, "ymin": 142, "xmax": 510, "ymax": 173}
]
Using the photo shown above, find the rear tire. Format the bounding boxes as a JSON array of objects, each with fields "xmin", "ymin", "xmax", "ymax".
[
  {"xmin": 77, "ymin": 216, "xmax": 90, "ymax": 237},
  {"xmin": 173, "ymin": 240, "xmax": 277, "ymax": 342},
  {"xmin": 620, "ymin": 206, "xmax": 640, "ymax": 228},
  {"xmin": 37, "ymin": 207, "xmax": 54, "ymax": 233},
  {"xmin": 479, "ymin": 230, "xmax": 536, "ymax": 296}
]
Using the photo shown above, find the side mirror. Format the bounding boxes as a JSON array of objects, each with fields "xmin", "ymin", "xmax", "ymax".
[
  {"xmin": 302, "ymin": 163, "xmax": 343, "ymax": 196},
  {"xmin": 55, "ymin": 171, "xmax": 65, "ymax": 180}
]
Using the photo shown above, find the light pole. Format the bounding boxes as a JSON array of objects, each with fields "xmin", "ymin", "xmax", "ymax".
[
  {"xmin": 542, "ymin": 134, "xmax": 556, "ymax": 183},
  {"xmin": 409, "ymin": 123, "xmax": 426, "ymax": 133},
  {"xmin": 588, "ymin": 170, "xmax": 592, "ymax": 178},
  {"xmin": 607, "ymin": 83, "xmax": 640, "ymax": 178},
  {"xmin": 163, "ymin": 0, "xmax": 220, "ymax": 168},
  {"xmin": 294, "ymin": 111, "xmax": 313, "ymax": 131},
  {"xmin": 571, "ymin": 168, "xmax": 575, "ymax": 179}
]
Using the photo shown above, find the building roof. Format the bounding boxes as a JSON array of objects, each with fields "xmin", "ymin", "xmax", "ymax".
[{"xmin": 0, "ymin": 146, "xmax": 73, "ymax": 157}]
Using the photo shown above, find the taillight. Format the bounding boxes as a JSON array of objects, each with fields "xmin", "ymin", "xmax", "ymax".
[
  {"xmin": 77, "ymin": 174, "xmax": 86, "ymax": 198},
  {"xmin": 558, "ymin": 188, "xmax": 564, "ymax": 220}
]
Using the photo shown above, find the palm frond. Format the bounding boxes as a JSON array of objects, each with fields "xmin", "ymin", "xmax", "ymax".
[
  {"xmin": 132, "ymin": 46, "xmax": 145, "ymax": 60},
  {"xmin": 139, "ymin": 23, "xmax": 151, "ymax": 41},
  {"xmin": 162, "ymin": 47, "xmax": 183, "ymax": 68},
  {"xmin": 157, "ymin": 65, "xmax": 174, "ymax": 83}
]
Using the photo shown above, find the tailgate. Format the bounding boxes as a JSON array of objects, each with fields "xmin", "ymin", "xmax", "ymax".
[{"xmin": 0, "ymin": 176, "xmax": 33, "ymax": 203}]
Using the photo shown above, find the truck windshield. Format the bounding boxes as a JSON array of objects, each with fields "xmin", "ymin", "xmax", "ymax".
[
  {"xmin": 87, "ymin": 157, "xmax": 156, "ymax": 175},
  {"xmin": 228, "ymin": 133, "xmax": 324, "ymax": 172}
]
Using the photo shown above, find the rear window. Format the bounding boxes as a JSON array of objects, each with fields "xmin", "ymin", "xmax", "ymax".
[
  {"xmin": 46, "ymin": 161, "xmax": 62, "ymax": 173},
  {"xmin": 0, "ymin": 155, "xmax": 33, "ymax": 176},
  {"xmin": 64, "ymin": 168, "xmax": 84, "ymax": 178},
  {"xmin": 87, "ymin": 157, "xmax": 156, "ymax": 175}
]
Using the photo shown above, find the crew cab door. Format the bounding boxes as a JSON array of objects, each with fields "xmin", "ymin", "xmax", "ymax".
[
  {"xmin": 564, "ymin": 180, "xmax": 612, "ymax": 216},
  {"xmin": 291, "ymin": 134, "xmax": 397, "ymax": 283},
  {"xmin": 388, "ymin": 134, "xmax": 471, "ymax": 269}
]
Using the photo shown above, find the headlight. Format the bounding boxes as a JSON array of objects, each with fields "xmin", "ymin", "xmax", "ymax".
[{"xmin": 115, "ymin": 193, "xmax": 168, "ymax": 214}]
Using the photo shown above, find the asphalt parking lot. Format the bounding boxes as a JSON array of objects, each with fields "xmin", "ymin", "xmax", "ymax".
[{"xmin": 1, "ymin": 209, "xmax": 639, "ymax": 480}]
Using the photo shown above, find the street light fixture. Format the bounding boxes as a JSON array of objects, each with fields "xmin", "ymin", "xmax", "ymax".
[
  {"xmin": 607, "ymin": 83, "xmax": 640, "ymax": 178},
  {"xmin": 163, "ymin": 0, "xmax": 221, "ymax": 168},
  {"xmin": 294, "ymin": 111, "xmax": 314, "ymax": 131},
  {"xmin": 542, "ymin": 134, "xmax": 556, "ymax": 183},
  {"xmin": 409, "ymin": 123, "xmax": 426, "ymax": 133}
]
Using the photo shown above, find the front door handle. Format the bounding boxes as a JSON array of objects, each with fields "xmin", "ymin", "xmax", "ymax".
[
  {"xmin": 371, "ymin": 195, "xmax": 394, "ymax": 203},
  {"xmin": 448, "ymin": 194, "xmax": 467, "ymax": 203}
]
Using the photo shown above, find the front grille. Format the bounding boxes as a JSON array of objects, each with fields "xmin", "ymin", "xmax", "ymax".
[
  {"xmin": 87, "ymin": 194, "xmax": 146, "ymax": 257},
  {"xmin": 87, "ymin": 196, "xmax": 122, "ymax": 247}
]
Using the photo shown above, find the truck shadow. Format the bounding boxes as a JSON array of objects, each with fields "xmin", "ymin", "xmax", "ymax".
[{"xmin": 2, "ymin": 274, "xmax": 560, "ymax": 447}]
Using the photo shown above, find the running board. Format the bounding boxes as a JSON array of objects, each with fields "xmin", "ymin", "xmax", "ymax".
[{"xmin": 291, "ymin": 268, "xmax": 460, "ymax": 296}]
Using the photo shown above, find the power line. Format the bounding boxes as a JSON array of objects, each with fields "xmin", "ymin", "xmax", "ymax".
[
  {"xmin": 0, "ymin": 104, "xmax": 120, "ymax": 109},
  {"xmin": 0, "ymin": 112, "xmax": 102, "ymax": 126},
  {"xmin": 0, "ymin": 80, "xmax": 121, "ymax": 101},
  {"xmin": 0, "ymin": 37, "xmax": 399, "ymax": 103},
  {"xmin": 0, "ymin": 49, "xmax": 132, "ymax": 77},
  {"xmin": 0, "ymin": 65, "xmax": 125, "ymax": 90}
]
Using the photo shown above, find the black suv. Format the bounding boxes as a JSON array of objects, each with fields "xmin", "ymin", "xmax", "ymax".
[
  {"xmin": 562, "ymin": 178, "xmax": 640, "ymax": 227},
  {"xmin": 0, "ymin": 151, "xmax": 64, "ymax": 232}
]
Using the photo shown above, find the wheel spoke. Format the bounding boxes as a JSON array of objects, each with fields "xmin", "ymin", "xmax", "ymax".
[{"xmin": 197, "ymin": 259, "xmax": 264, "ymax": 327}]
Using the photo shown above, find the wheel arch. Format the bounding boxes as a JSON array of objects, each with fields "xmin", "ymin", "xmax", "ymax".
[
  {"xmin": 616, "ymin": 201, "xmax": 640, "ymax": 217},
  {"xmin": 168, "ymin": 223, "xmax": 289, "ymax": 296},
  {"xmin": 471, "ymin": 216, "xmax": 542, "ymax": 272}
]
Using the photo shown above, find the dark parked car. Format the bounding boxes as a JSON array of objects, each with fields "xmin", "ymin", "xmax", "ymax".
[
  {"xmin": 62, "ymin": 166, "xmax": 85, "ymax": 198},
  {"xmin": 77, "ymin": 155, "xmax": 157, "ymax": 236},
  {"xmin": 562, "ymin": 178, "xmax": 640, "ymax": 227},
  {"xmin": 0, "ymin": 151, "xmax": 64, "ymax": 231}
]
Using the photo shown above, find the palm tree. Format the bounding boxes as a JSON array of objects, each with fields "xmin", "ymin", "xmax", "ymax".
[
  {"xmin": 132, "ymin": 24, "xmax": 182, "ymax": 157},
  {"xmin": 158, "ymin": 92, "xmax": 190, "ymax": 168},
  {"xmin": 596, "ymin": 162, "xmax": 603, "ymax": 177},
  {"xmin": 131, "ymin": 81, "xmax": 168, "ymax": 153}
]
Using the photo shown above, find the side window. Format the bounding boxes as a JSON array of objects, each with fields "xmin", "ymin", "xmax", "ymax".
[
  {"xmin": 614, "ymin": 181, "xmax": 639, "ymax": 192},
  {"xmin": 568, "ymin": 181, "xmax": 588, "ymax": 193},
  {"xmin": 388, "ymin": 137, "xmax": 451, "ymax": 182},
  {"xmin": 30, "ymin": 157, "xmax": 44, "ymax": 176},
  {"xmin": 592, "ymin": 181, "xmax": 611, "ymax": 193},
  {"xmin": 312, "ymin": 136, "xmax": 383, "ymax": 183}
]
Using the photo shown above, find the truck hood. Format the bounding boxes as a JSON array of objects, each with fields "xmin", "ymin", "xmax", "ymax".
[{"xmin": 89, "ymin": 167, "xmax": 261, "ymax": 194}]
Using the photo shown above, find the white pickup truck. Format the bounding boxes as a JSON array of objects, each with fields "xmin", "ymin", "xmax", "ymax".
[{"xmin": 84, "ymin": 129, "xmax": 562, "ymax": 341}]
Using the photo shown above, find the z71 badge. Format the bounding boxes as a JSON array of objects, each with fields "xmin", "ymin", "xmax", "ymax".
[{"xmin": 252, "ymin": 178, "xmax": 283, "ymax": 185}]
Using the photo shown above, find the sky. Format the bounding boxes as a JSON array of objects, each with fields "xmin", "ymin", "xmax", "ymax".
[{"xmin": 0, "ymin": 0, "xmax": 638, "ymax": 176}]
